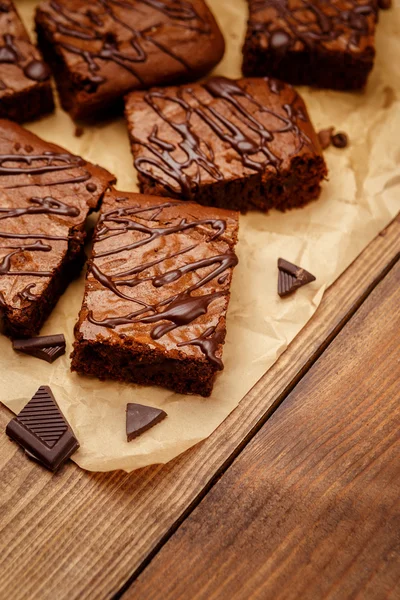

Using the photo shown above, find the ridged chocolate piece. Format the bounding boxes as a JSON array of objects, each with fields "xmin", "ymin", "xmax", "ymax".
[
  {"xmin": 278, "ymin": 258, "xmax": 316, "ymax": 297},
  {"xmin": 126, "ymin": 403, "xmax": 167, "ymax": 442},
  {"xmin": 13, "ymin": 334, "xmax": 66, "ymax": 363},
  {"xmin": 6, "ymin": 385, "xmax": 79, "ymax": 470}
]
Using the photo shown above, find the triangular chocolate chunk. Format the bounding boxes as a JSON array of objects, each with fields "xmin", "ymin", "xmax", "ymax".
[
  {"xmin": 12, "ymin": 334, "xmax": 66, "ymax": 363},
  {"xmin": 6, "ymin": 386, "xmax": 79, "ymax": 471},
  {"xmin": 278, "ymin": 258, "xmax": 316, "ymax": 297},
  {"xmin": 126, "ymin": 403, "xmax": 167, "ymax": 442}
]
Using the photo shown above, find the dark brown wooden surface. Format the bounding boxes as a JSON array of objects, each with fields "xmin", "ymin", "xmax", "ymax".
[
  {"xmin": 0, "ymin": 215, "xmax": 399, "ymax": 600},
  {"xmin": 126, "ymin": 259, "xmax": 400, "ymax": 600}
]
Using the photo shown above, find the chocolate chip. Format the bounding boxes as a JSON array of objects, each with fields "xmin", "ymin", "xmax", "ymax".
[
  {"xmin": 23, "ymin": 60, "xmax": 51, "ymax": 82},
  {"xmin": 332, "ymin": 132, "xmax": 349, "ymax": 148}
]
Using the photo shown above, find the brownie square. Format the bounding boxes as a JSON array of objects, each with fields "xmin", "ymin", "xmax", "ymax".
[
  {"xmin": 125, "ymin": 76, "xmax": 327, "ymax": 212},
  {"xmin": 71, "ymin": 190, "xmax": 239, "ymax": 397},
  {"xmin": 0, "ymin": 119, "xmax": 115, "ymax": 338},
  {"xmin": 35, "ymin": 0, "xmax": 225, "ymax": 121},
  {"xmin": 0, "ymin": 0, "xmax": 54, "ymax": 123},
  {"xmin": 242, "ymin": 0, "xmax": 378, "ymax": 90}
]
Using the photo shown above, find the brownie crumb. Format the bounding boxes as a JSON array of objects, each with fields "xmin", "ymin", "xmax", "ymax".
[{"xmin": 318, "ymin": 128, "xmax": 334, "ymax": 150}]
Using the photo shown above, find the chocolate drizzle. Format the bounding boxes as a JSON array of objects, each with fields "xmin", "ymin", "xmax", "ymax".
[
  {"xmin": 43, "ymin": 0, "xmax": 211, "ymax": 91},
  {"xmin": 250, "ymin": 0, "xmax": 376, "ymax": 52},
  {"xmin": 88, "ymin": 201, "xmax": 238, "ymax": 367},
  {"xmin": 15, "ymin": 283, "xmax": 39, "ymax": 302},
  {"xmin": 178, "ymin": 326, "xmax": 224, "ymax": 369},
  {"xmin": 132, "ymin": 76, "xmax": 313, "ymax": 198},
  {"xmin": 0, "ymin": 197, "xmax": 80, "ymax": 220}
]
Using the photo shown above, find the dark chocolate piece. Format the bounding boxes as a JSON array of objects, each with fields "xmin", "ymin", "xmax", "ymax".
[
  {"xmin": 378, "ymin": 0, "xmax": 391, "ymax": 8},
  {"xmin": 13, "ymin": 334, "xmax": 66, "ymax": 363},
  {"xmin": 0, "ymin": 119, "xmax": 115, "ymax": 339},
  {"xmin": 242, "ymin": 0, "xmax": 378, "ymax": 91},
  {"xmin": 126, "ymin": 403, "xmax": 167, "ymax": 441},
  {"xmin": 6, "ymin": 385, "xmax": 79, "ymax": 471},
  {"xmin": 278, "ymin": 258, "xmax": 316, "ymax": 297},
  {"xmin": 71, "ymin": 190, "xmax": 239, "ymax": 397},
  {"xmin": 35, "ymin": 0, "xmax": 225, "ymax": 120},
  {"xmin": 125, "ymin": 76, "xmax": 327, "ymax": 213},
  {"xmin": 0, "ymin": 1, "xmax": 54, "ymax": 123},
  {"xmin": 332, "ymin": 132, "xmax": 349, "ymax": 148}
]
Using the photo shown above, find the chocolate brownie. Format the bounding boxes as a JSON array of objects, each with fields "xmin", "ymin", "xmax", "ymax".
[
  {"xmin": 0, "ymin": 0, "xmax": 54, "ymax": 123},
  {"xmin": 35, "ymin": 0, "xmax": 225, "ymax": 121},
  {"xmin": 125, "ymin": 76, "xmax": 327, "ymax": 212},
  {"xmin": 0, "ymin": 119, "xmax": 115, "ymax": 338},
  {"xmin": 242, "ymin": 0, "xmax": 378, "ymax": 90},
  {"xmin": 71, "ymin": 190, "xmax": 239, "ymax": 397}
]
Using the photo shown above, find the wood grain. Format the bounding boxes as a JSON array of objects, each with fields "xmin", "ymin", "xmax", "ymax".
[
  {"xmin": 127, "ymin": 259, "xmax": 400, "ymax": 600},
  {"xmin": 0, "ymin": 215, "xmax": 399, "ymax": 600}
]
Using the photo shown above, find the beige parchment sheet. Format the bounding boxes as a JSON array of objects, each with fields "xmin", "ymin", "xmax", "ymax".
[{"xmin": 1, "ymin": 0, "xmax": 399, "ymax": 472}]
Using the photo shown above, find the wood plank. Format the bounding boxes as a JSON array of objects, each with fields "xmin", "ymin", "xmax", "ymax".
[
  {"xmin": 0, "ymin": 214, "xmax": 399, "ymax": 600},
  {"xmin": 127, "ymin": 259, "xmax": 400, "ymax": 600}
]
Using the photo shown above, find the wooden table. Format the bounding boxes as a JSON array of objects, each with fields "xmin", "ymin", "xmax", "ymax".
[{"xmin": 1, "ymin": 214, "xmax": 399, "ymax": 600}]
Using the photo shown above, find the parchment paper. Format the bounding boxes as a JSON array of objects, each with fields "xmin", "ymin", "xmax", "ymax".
[{"xmin": 1, "ymin": 0, "xmax": 399, "ymax": 472}]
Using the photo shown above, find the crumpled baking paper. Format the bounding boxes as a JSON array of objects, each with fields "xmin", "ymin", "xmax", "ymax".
[{"xmin": 1, "ymin": 0, "xmax": 399, "ymax": 472}]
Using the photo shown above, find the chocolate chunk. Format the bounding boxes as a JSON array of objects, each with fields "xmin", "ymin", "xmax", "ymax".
[
  {"xmin": 126, "ymin": 403, "xmax": 167, "ymax": 442},
  {"xmin": 318, "ymin": 127, "xmax": 334, "ymax": 150},
  {"xmin": 278, "ymin": 258, "xmax": 316, "ymax": 297},
  {"xmin": 74, "ymin": 126, "xmax": 84, "ymax": 138},
  {"xmin": 332, "ymin": 132, "xmax": 349, "ymax": 148},
  {"xmin": 378, "ymin": 0, "xmax": 391, "ymax": 8},
  {"xmin": 13, "ymin": 334, "xmax": 66, "ymax": 363},
  {"xmin": 6, "ymin": 385, "xmax": 79, "ymax": 471}
]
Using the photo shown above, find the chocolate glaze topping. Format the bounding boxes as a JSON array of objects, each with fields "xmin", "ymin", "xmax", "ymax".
[
  {"xmin": 132, "ymin": 76, "xmax": 313, "ymax": 198},
  {"xmin": 43, "ymin": 0, "xmax": 211, "ymax": 91},
  {"xmin": 249, "ymin": 0, "xmax": 376, "ymax": 52},
  {"xmin": 88, "ymin": 201, "xmax": 238, "ymax": 366}
]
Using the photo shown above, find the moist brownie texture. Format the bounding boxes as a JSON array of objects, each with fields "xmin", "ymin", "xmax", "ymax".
[
  {"xmin": 35, "ymin": 0, "xmax": 225, "ymax": 121},
  {"xmin": 125, "ymin": 76, "xmax": 327, "ymax": 212},
  {"xmin": 0, "ymin": 119, "xmax": 115, "ymax": 338},
  {"xmin": 242, "ymin": 0, "xmax": 378, "ymax": 90},
  {"xmin": 71, "ymin": 190, "xmax": 239, "ymax": 397},
  {"xmin": 0, "ymin": 0, "xmax": 54, "ymax": 122}
]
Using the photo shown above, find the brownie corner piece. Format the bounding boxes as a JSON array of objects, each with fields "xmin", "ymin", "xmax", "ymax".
[
  {"xmin": 125, "ymin": 76, "xmax": 327, "ymax": 213},
  {"xmin": 0, "ymin": 0, "xmax": 54, "ymax": 123},
  {"xmin": 242, "ymin": 0, "xmax": 378, "ymax": 90},
  {"xmin": 71, "ymin": 190, "xmax": 239, "ymax": 397},
  {"xmin": 35, "ymin": 0, "xmax": 225, "ymax": 120},
  {"xmin": 0, "ymin": 119, "xmax": 115, "ymax": 339}
]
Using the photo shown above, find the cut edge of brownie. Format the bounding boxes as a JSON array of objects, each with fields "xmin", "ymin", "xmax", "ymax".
[
  {"xmin": 70, "ymin": 330, "xmax": 227, "ymax": 397},
  {"xmin": 135, "ymin": 154, "xmax": 327, "ymax": 213},
  {"xmin": 242, "ymin": 41, "xmax": 375, "ymax": 91},
  {"xmin": 0, "ymin": 80, "xmax": 55, "ymax": 124}
]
